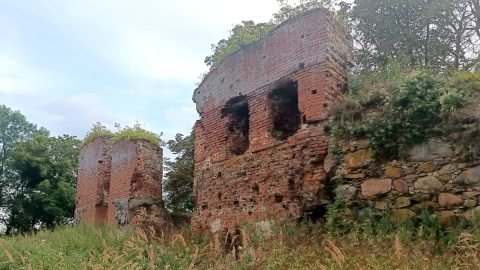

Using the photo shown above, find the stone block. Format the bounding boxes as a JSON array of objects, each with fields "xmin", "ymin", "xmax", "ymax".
[
  {"xmin": 462, "ymin": 191, "xmax": 480, "ymax": 199},
  {"xmin": 437, "ymin": 211, "xmax": 459, "ymax": 228},
  {"xmin": 416, "ymin": 163, "xmax": 436, "ymax": 173},
  {"xmin": 344, "ymin": 173, "xmax": 366, "ymax": 179},
  {"xmin": 404, "ymin": 139, "xmax": 452, "ymax": 162},
  {"xmin": 389, "ymin": 209, "xmax": 417, "ymax": 224},
  {"xmin": 386, "ymin": 167, "xmax": 402, "ymax": 178},
  {"xmin": 411, "ymin": 193, "xmax": 434, "ymax": 202},
  {"xmin": 361, "ymin": 179, "xmax": 392, "ymax": 197},
  {"xmin": 403, "ymin": 166, "xmax": 415, "ymax": 174},
  {"xmin": 438, "ymin": 164, "xmax": 457, "ymax": 175},
  {"xmin": 393, "ymin": 179, "xmax": 408, "ymax": 194},
  {"xmin": 463, "ymin": 199, "xmax": 477, "ymax": 208},
  {"xmin": 335, "ymin": 185, "xmax": 357, "ymax": 200},
  {"xmin": 414, "ymin": 176, "xmax": 442, "ymax": 193},
  {"xmin": 344, "ymin": 149, "xmax": 373, "ymax": 170},
  {"xmin": 453, "ymin": 166, "xmax": 480, "ymax": 186},
  {"xmin": 324, "ymin": 154, "xmax": 339, "ymax": 176},
  {"xmin": 438, "ymin": 193, "xmax": 464, "ymax": 209},
  {"xmin": 394, "ymin": 197, "xmax": 411, "ymax": 208},
  {"xmin": 412, "ymin": 201, "xmax": 437, "ymax": 215}
]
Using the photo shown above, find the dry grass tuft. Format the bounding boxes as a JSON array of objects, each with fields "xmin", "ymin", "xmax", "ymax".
[
  {"xmin": 394, "ymin": 234, "xmax": 403, "ymax": 260},
  {"xmin": 0, "ymin": 241, "xmax": 14, "ymax": 264},
  {"xmin": 324, "ymin": 239, "xmax": 345, "ymax": 267},
  {"xmin": 1, "ymin": 221, "xmax": 480, "ymax": 269}
]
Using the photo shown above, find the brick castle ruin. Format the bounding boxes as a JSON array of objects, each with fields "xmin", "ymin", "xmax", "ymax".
[
  {"xmin": 191, "ymin": 8, "xmax": 352, "ymax": 232},
  {"xmin": 75, "ymin": 7, "xmax": 480, "ymax": 230},
  {"xmin": 74, "ymin": 8, "xmax": 352, "ymax": 229}
]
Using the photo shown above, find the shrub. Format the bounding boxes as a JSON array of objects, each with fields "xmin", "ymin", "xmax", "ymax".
[
  {"xmin": 329, "ymin": 69, "xmax": 480, "ymax": 159},
  {"xmin": 450, "ymin": 71, "xmax": 480, "ymax": 93},
  {"xmin": 82, "ymin": 122, "xmax": 162, "ymax": 147},
  {"xmin": 111, "ymin": 123, "xmax": 163, "ymax": 146},
  {"xmin": 82, "ymin": 122, "xmax": 113, "ymax": 145},
  {"xmin": 347, "ymin": 71, "xmax": 443, "ymax": 158}
]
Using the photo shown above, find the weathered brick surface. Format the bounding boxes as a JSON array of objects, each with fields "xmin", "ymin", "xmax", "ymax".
[
  {"xmin": 75, "ymin": 138, "xmax": 171, "ymax": 227},
  {"xmin": 75, "ymin": 136, "xmax": 111, "ymax": 224},
  {"xmin": 192, "ymin": 8, "xmax": 352, "ymax": 232}
]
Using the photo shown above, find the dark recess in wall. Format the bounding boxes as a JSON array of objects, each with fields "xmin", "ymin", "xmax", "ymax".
[
  {"xmin": 221, "ymin": 95, "xmax": 250, "ymax": 155},
  {"xmin": 268, "ymin": 81, "xmax": 301, "ymax": 140}
]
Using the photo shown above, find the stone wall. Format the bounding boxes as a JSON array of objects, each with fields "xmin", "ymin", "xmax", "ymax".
[
  {"xmin": 192, "ymin": 8, "xmax": 352, "ymax": 232},
  {"xmin": 75, "ymin": 137, "xmax": 172, "ymax": 228},
  {"xmin": 330, "ymin": 132, "xmax": 480, "ymax": 227}
]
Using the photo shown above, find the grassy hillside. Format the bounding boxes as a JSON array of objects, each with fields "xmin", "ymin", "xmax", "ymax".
[{"xmin": 1, "ymin": 220, "xmax": 479, "ymax": 269}]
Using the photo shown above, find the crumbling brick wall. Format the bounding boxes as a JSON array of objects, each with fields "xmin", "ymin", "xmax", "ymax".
[
  {"xmin": 75, "ymin": 136, "xmax": 111, "ymax": 224},
  {"xmin": 192, "ymin": 8, "xmax": 352, "ymax": 232},
  {"xmin": 75, "ymin": 138, "xmax": 171, "ymax": 227}
]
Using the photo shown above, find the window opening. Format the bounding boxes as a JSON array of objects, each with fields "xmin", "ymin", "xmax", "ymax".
[
  {"xmin": 268, "ymin": 81, "xmax": 301, "ymax": 140},
  {"xmin": 221, "ymin": 95, "xmax": 250, "ymax": 155}
]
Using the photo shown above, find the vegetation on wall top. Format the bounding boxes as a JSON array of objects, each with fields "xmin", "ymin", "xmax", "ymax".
[
  {"xmin": 82, "ymin": 122, "xmax": 113, "ymax": 145},
  {"xmin": 82, "ymin": 122, "xmax": 162, "ymax": 147}
]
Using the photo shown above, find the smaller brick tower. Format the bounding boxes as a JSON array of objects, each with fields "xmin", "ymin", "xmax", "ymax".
[{"xmin": 75, "ymin": 137, "xmax": 171, "ymax": 228}]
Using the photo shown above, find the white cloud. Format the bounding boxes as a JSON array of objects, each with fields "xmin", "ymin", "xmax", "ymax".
[
  {"xmin": 1, "ymin": 0, "xmax": 286, "ymax": 139},
  {"xmin": 10, "ymin": 0, "xmax": 281, "ymax": 83},
  {"xmin": 114, "ymin": 30, "xmax": 205, "ymax": 81},
  {"xmin": 0, "ymin": 54, "xmax": 68, "ymax": 94},
  {"xmin": 164, "ymin": 106, "xmax": 199, "ymax": 135},
  {"xmin": 0, "ymin": 91, "xmax": 122, "ymax": 138}
]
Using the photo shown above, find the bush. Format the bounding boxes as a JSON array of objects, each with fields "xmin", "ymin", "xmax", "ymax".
[
  {"xmin": 82, "ymin": 122, "xmax": 162, "ymax": 147},
  {"xmin": 329, "ymin": 69, "xmax": 480, "ymax": 159},
  {"xmin": 111, "ymin": 123, "xmax": 162, "ymax": 146},
  {"xmin": 82, "ymin": 122, "xmax": 112, "ymax": 145}
]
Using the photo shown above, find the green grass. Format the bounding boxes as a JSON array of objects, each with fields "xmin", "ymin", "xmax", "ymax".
[{"xmin": 1, "ymin": 221, "xmax": 479, "ymax": 269}]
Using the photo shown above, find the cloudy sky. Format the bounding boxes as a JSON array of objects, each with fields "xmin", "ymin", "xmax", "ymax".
[{"xmin": 0, "ymin": 0, "xmax": 285, "ymax": 142}]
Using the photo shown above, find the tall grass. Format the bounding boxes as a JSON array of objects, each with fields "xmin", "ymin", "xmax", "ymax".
[{"xmin": 0, "ymin": 220, "xmax": 479, "ymax": 269}]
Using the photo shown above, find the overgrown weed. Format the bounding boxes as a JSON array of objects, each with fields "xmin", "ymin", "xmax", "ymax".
[{"xmin": 1, "ymin": 218, "xmax": 479, "ymax": 269}]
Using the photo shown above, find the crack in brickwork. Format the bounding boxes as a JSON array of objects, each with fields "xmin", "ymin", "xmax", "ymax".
[{"xmin": 192, "ymin": 8, "xmax": 352, "ymax": 232}]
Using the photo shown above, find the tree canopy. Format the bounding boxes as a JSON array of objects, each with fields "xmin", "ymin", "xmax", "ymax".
[
  {"xmin": 350, "ymin": 0, "xmax": 480, "ymax": 71},
  {"xmin": 0, "ymin": 105, "xmax": 80, "ymax": 235},
  {"xmin": 163, "ymin": 130, "xmax": 195, "ymax": 212},
  {"xmin": 202, "ymin": 0, "xmax": 480, "ymax": 74}
]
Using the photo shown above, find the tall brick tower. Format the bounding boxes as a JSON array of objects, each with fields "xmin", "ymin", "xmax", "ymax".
[{"xmin": 191, "ymin": 8, "xmax": 352, "ymax": 232}]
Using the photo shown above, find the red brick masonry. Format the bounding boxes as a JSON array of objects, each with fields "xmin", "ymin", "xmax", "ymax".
[
  {"xmin": 192, "ymin": 8, "xmax": 352, "ymax": 232},
  {"xmin": 75, "ymin": 138, "xmax": 171, "ymax": 227}
]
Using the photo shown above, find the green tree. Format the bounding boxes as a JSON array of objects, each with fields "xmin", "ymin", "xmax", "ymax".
[
  {"xmin": 163, "ymin": 130, "xmax": 195, "ymax": 212},
  {"xmin": 204, "ymin": 21, "xmax": 276, "ymax": 69},
  {"xmin": 0, "ymin": 105, "xmax": 36, "ymax": 232},
  {"xmin": 273, "ymin": 0, "xmax": 336, "ymax": 23},
  {"xmin": 0, "ymin": 105, "xmax": 80, "ymax": 235},
  {"xmin": 203, "ymin": 0, "xmax": 339, "ymax": 71},
  {"xmin": 0, "ymin": 105, "xmax": 36, "ymax": 182},
  {"xmin": 350, "ymin": 0, "xmax": 479, "ymax": 71},
  {"xmin": 203, "ymin": 0, "xmax": 479, "ymax": 75}
]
